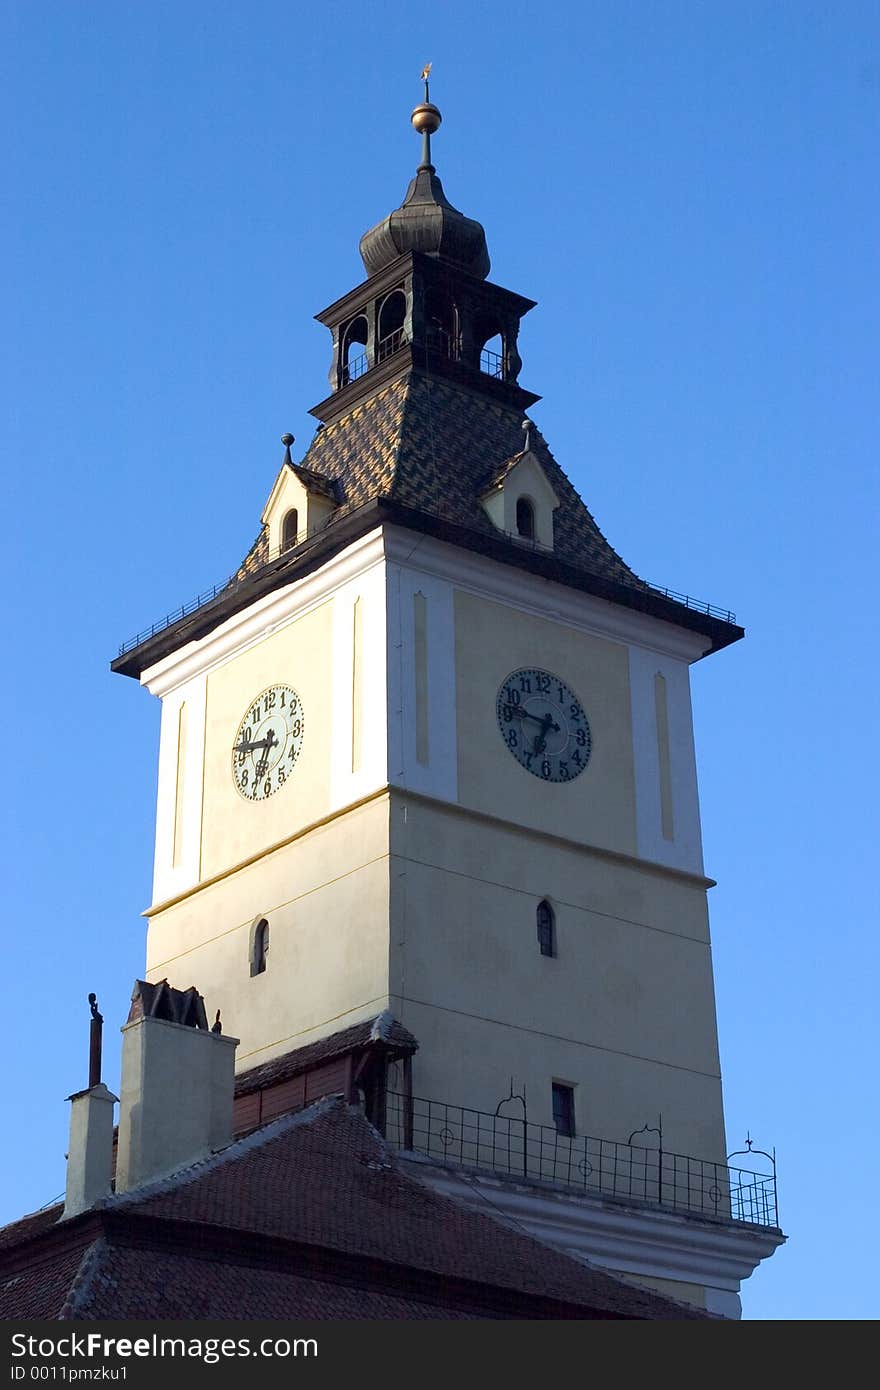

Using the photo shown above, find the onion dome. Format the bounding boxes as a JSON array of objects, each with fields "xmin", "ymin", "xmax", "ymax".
[{"xmin": 359, "ymin": 72, "xmax": 490, "ymax": 281}]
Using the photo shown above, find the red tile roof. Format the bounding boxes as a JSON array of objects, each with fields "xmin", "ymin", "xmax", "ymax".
[{"xmin": 0, "ymin": 1099, "xmax": 712, "ymax": 1320}]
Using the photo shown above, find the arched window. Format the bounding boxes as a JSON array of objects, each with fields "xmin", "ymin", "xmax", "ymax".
[
  {"xmin": 537, "ymin": 899, "xmax": 555, "ymax": 958},
  {"xmin": 516, "ymin": 497, "xmax": 536, "ymax": 540},
  {"xmin": 341, "ymin": 315, "xmax": 369, "ymax": 385},
  {"xmin": 424, "ymin": 288, "xmax": 456, "ymax": 360},
  {"xmin": 281, "ymin": 509, "xmax": 299, "ymax": 552},
  {"xmin": 251, "ymin": 917, "xmax": 269, "ymax": 977},
  {"xmin": 480, "ymin": 331, "xmax": 504, "ymax": 378},
  {"xmin": 377, "ymin": 289, "xmax": 406, "ymax": 361}
]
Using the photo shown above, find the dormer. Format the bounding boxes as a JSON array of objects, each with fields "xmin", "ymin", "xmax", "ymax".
[
  {"xmin": 262, "ymin": 435, "xmax": 340, "ymax": 558},
  {"xmin": 481, "ymin": 430, "xmax": 560, "ymax": 551}
]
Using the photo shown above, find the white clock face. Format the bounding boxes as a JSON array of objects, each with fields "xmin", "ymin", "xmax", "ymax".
[
  {"xmin": 232, "ymin": 685, "xmax": 304, "ymax": 801},
  {"xmin": 497, "ymin": 667, "xmax": 592, "ymax": 783}
]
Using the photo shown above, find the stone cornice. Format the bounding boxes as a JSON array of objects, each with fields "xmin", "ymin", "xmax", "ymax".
[{"xmin": 400, "ymin": 1154, "xmax": 785, "ymax": 1299}]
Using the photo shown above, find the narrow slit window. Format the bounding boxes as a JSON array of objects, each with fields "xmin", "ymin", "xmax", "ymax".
[
  {"xmin": 516, "ymin": 497, "xmax": 535, "ymax": 539},
  {"xmin": 282, "ymin": 509, "xmax": 299, "ymax": 552},
  {"xmin": 251, "ymin": 918, "xmax": 270, "ymax": 976},
  {"xmin": 537, "ymin": 899, "xmax": 556, "ymax": 957},
  {"xmin": 552, "ymin": 1082, "xmax": 575, "ymax": 1138}
]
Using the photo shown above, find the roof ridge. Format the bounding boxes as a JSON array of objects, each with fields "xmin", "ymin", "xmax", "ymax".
[
  {"xmin": 57, "ymin": 1237, "xmax": 106, "ymax": 1320},
  {"xmin": 109, "ymin": 1094, "xmax": 344, "ymax": 1210}
]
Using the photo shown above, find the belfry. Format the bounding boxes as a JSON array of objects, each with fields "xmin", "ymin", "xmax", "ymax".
[{"xmin": 101, "ymin": 77, "xmax": 785, "ymax": 1316}]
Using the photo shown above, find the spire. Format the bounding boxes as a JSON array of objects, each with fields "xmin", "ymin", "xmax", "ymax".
[
  {"xmin": 412, "ymin": 62, "xmax": 442, "ymax": 171},
  {"xmin": 359, "ymin": 68, "xmax": 490, "ymax": 280}
]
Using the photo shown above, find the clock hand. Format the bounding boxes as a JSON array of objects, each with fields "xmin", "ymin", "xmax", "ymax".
[
  {"xmin": 533, "ymin": 712, "xmax": 558, "ymax": 754},
  {"xmin": 235, "ymin": 730, "xmax": 279, "ymax": 755},
  {"xmin": 510, "ymin": 706, "xmax": 560, "ymax": 734}
]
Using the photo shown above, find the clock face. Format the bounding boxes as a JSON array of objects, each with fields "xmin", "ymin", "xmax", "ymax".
[
  {"xmin": 497, "ymin": 667, "xmax": 592, "ymax": 783},
  {"xmin": 232, "ymin": 684, "xmax": 304, "ymax": 802}
]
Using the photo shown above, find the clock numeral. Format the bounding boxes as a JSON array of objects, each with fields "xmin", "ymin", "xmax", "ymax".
[
  {"xmin": 537, "ymin": 673, "xmax": 551, "ymax": 694},
  {"xmin": 520, "ymin": 676, "xmax": 532, "ymax": 694},
  {"xmin": 576, "ymin": 728, "xmax": 587, "ymax": 746},
  {"xmin": 264, "ymin": 778, "xmax": 272, "ymax": 796},
  {"xmin": 559, "ymin": 760, "xmax": 569, "ymax": 780},
  {"xmin": 264, "ymin": 691, "xmax": 276, "ymax": 714},
  {"xmin": 570, "ymin": 703, "xmax": 582, "ymax": 720},
  {"xmin": 506, "ymin": 729, "xmax": 518, "ymax": 750},
  {"xmin": 541, "ymin": 759, "xmax": 552, "ymax": 779},
  {"xmin": 292, "ymin": 719, "xmax": 302, "ymax": 738},
  {"xmin": 240, "ymin": 769, "xmax": 249, "ymax": 787},
  {"xmin": 278, "ymin": 768, "xmax": 285, "ymax": 785},
  {"xmin": 251, "ymin": 708, "xmax": 260, "ymax": 726}
]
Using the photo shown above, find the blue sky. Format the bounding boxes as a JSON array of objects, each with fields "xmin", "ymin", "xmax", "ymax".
[{"xmin": 2, "ymin": 2, "xmax": 877, "ymax": 1320}]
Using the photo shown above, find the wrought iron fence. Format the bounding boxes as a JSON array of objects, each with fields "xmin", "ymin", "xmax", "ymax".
[
  {"xmin": 480, "ymin": 346, "xmax": 503, "ymax": 378},
  {"xmin": 342, "ymin": 350, "xmax": 368, "ymax": 385},
  {"xmin": 377, "ymin": 328, "xmax": 406, "ymax": 361},
  {"xmin": 386, "ymin": 1093, "xmax": 778, "ymax": 1229}
]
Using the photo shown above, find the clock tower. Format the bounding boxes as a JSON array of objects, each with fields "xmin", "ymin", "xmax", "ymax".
[{"xmin": 112, "ymin": 83, "xmax": 783, "ymax": 1315}]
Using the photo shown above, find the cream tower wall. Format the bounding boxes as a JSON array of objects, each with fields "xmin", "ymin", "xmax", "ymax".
[
  {"xmin": 140, "ymin": 525, "xmax": 725, "ymax": 1162},
  {"xmin": 382, "ymin": 529, "xmax": 725, "ymax": 1163},
  {"xmin": 143, "ymin": 531, "xmax": 395, "ymax": 1068}
]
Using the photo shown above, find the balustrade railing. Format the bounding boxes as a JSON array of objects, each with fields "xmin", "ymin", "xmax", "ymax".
[{"xmin": 386, "ymin": 1092, "xmax": 778, "ymax": 1228}]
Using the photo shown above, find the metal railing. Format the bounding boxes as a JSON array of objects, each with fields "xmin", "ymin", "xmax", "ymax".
[
  {"xmin": 641, "ymin": 582, "xmax": 735, "ymax": 624},
  {"xmin": 480, "ymin": 346, "xmax": 503, "ymax": 378},
  {"xmin": 341, "ymin": 350, "xmax": 368, "ymax": 385},
  {"xmin": 117, "ymin": 502, "xmax": 737, "ymax": 657},
  {"xmin": 377, "ymin": 328, "xmax": 406, "ymax": 362},
  {"xmin": 386, "ymin": 1092, "xmax": 778, "ymax": 1229},
  {"xmin": 117, "ymin": 521, "xmax": 322, "ymax": 656}
]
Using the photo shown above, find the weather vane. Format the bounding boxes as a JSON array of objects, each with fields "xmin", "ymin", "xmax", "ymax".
[{"xmin": 421, "ymin": 62, "xmax": 432, "ymax": 100}]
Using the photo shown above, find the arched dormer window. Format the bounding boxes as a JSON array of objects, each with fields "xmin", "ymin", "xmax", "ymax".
[
  {"xmin": 251, "ymin": 917, "xmax": 269, "ymax": 977},
  {"xmin": 516, "ymin": 497, "xmax": 536, "ymax": 540},
  {"xmin": 281, "ymin": 509, "xmax": 299, "ymax": 552},
  {"xmin": 537, "ymin": 899, "xmax": 556, "ymax": 958}
]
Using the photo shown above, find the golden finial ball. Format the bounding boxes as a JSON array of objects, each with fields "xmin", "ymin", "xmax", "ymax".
[{"xmin": 411, "ymin": 102, "xmax": 442, "ymax": 136}]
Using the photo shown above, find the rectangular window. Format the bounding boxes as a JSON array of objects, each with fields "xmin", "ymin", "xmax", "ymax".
[{"xmin": 552, "ymin": 1082, "xmax": 575, "ymax": 1138}]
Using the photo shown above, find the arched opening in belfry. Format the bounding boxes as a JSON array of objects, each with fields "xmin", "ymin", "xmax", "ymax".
[
  {"xmin": 424, "ymin": 288, "xmax": 456, "ymax": 360},
  {"xmin": 516, "ymin": 497, "xmax": 536, "ymax": 540},
  {"xmin": 377, "ymin": 289, "xmax": 406, "ymax": 361},
  {"xmin": 281, "ymin": 509, "xmax": 299, "ymax": 552},
  {"xmin": 480, "ymin": 331, "xmax": 504, "ymax": 379},
  {"xmin": 341, "ymin": 315, "xmax": 369, "ymax": 386}
]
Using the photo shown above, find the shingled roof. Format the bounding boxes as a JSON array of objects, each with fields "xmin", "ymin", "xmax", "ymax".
[
  {"xmin": 234, "ymin": 1011, "xmax": 418, "ymax": 1099},
  {"xmin": 113, "ymin": 363, "xmax": 742, "ymax": 679},
  {"xmin": 240, "ymin": 371, "xmax": 638, "ymax": 587},
  {"xmin": 0, "ymin": 1099, "xmax": 712, "ymax": 1320}
]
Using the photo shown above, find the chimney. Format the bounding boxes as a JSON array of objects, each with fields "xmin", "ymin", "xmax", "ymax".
[
  {"xmin": 115, "ymin": 980, "xmax": 238, "ymax": 1193},
  {"xmin": 63, "ymin": 996, "xmax": 118, "ymax": 1219}
]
